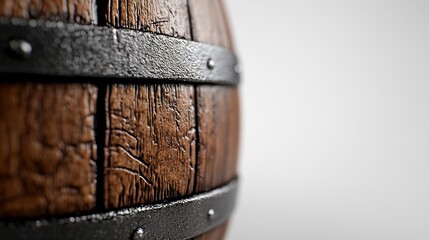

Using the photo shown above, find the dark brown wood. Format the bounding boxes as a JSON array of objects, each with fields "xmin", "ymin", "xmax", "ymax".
[
  {"xmin": 103, "ymin": 84, "xmax": 196, "ymax": 208},
  {"xmin": 0, "ymin": 0, "xmax": 239, "ymax": 238},
  {"xmin": 187, "ymin": 0, "xmax": 239, "ymax": 192},
  {"xmin": 195, "ymin": 86, "xmax": 239, "ymax": 193},
  {"xmin": 193, "ymin": 87, "xmax": 239, "ymax": 240},
  {"xmin": 194, "ymin": 221, "xmax": 229, "ymax": 240},
  {"xmin": 188, "ymin": 0, "xmax": 234, "ymax": 50},
  {"xmin": 188, "ymin": 1, "xmax": 239, "ymax": 239},
  {"xmin": 0, "ymin": 83, "xmax": 97, "ymax": 219},
  {"xmin": 105, "ymin": 0, "xmax": 191, "ymax": 39},
  {"xmin": 101, "ymin": 0, "xmax": 196, "ymax": 209},
  {"xmin": 0, "ymin": 0, "xmax": 96, "ymax": 24},
  {"xmin": 0, "ymin": 0, "xmax": 97, "ymax": 219}
]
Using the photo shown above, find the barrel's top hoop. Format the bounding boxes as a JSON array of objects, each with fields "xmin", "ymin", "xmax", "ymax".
[
  {"xmin": 0, "ymin": 18, "xmax": 240, "ymax": 85},
  {"xmin": 0, "ymin": 179, "xmax": 238, "ymax": 240}
]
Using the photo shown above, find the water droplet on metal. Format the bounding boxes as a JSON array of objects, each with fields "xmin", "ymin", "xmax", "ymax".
[
  {"xmin": 207, "ymin": 209, "xmax": 215, "ymax": 219},
  {"xmin": 207, "ymin": 58, "xmax": 215, "ymax": 70},
  {"xmin": 132, "ymin": 227, "xmax": 145, "ymax": 240},
  {"xmin": 9, "ymin": 39, "xmax": 32, "ymax": 58}
]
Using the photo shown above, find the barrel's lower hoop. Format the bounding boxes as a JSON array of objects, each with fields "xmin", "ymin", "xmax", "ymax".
[
  {"xmin": 0, "ymin": 18, "xmax": 239, "ymax": 85},
  {"xmin": 0, "ymin": 179, "xmax": 238, "ymax": 240}
]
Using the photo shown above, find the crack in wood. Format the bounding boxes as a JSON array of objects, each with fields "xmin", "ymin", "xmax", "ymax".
[{"xmin": 105, "ymin": 167, "xmax": 152, "ymax": 186}]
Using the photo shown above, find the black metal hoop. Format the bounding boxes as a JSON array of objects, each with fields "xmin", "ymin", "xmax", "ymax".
[
  {"xmin": 0, "ymin": 179, "xmax": 238, "ymax": 240},
  {"xmin": 0, "ymin": 18, "xmax": 239, "ymax": 85}
]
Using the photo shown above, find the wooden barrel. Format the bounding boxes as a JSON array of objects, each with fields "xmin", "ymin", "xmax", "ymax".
[{"xmin": 0, "ymin": 0, "xmax": 239, "ymax": 239}]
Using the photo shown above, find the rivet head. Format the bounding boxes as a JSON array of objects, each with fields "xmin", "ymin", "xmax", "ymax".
[
  {"xmin": 207, "ymin": 58, "xmax": 215, "ymax": 70},
  {"xmin": 132, "ymin": 227, "xmax": 145, "ymax": 240},
  {"xmin": 207, "ymin": 209, "xmax": 215, "ymax": 219},
  {"xmin": 9, "ymin": 39, "xmax": 32, "ymax": 58}
]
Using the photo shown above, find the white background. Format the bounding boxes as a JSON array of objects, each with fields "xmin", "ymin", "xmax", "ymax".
[{"xmin": 224, "ymin": 1, "xmax": 429, "ymax": 239}]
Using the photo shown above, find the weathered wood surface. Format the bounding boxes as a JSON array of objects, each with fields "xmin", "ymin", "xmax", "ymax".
[
  {"xmin": 104, "ymin": 84, "xmax": 196, "ymax": 208},
  {"xmin": 0, "ymin": 0, "xmax": 97, "ymax": 219},
  {"xmin": 195, "ymin": 221, "xmax": 230, "ymax": 240},
  {"xmin": 188, "ymin": 0, "xmax": 234, "ymax": 50},
  {"xmin": 0, "ymin": 83, "xmax": 97, "ymax": 219},
  {"xmin": 0, "ymin": 0, "xmax": 239, "ymax": 238},
  {"xmin": 195, "ymin": 86, "xmax": 239, "ymax": 193},
  {"xmin": 100, "ymin": 0, "xmax": 196, "ymax": 208},
  {"xmin": 188, "ymin": 1, "xmax": 239, "ymax": 238},
  {"xmin": 0, "ymin": 0, "xmax": 96, "ymax": 23},
  {"xmin": 104, "ymin": 0, "xmax": 191, "ymax": 39},
  {"xmin": 187, "ymin": 0, "xmax": 239, "ymax": 193}
]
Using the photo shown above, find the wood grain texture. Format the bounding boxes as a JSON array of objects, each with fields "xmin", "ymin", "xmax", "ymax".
[
  {"xmin": 104, "ymin": 0, "xmax": 191, "ymax": 39},
  {"xmin": 188, "ymin": 1, "xmax": 239, "ymax": 239},
  {"xmin": 188, "ymin": 0, "xmax": 239, "ymax": 191},
  {"xmin": 0, "ymin": 83, "xmax": 97, "ymax": 219},
  {"xmin": 188, "ymin": 0, "xmax": 234, "ymax": 50},
  {"xmin": 104, "ymin": 84, "xmax": 196, "ymax": 208},
  {"xmin": 195, "ymin": 86, "xmax": 239, "ymax": 193},
  {"xmin": 0, "ymin": 0, "xmax": 97, "ymax": 220},
  {"xmin": 0, "ymin": 0, "xmax": 96, "ymax": 23},
  {"xmin": 194, "ymin": 221, "xmax": 229, "ymax": 240},
  {"xmin": 101, "ymin": 0, "xmax": 196, "ymax": 209},
  {"xmin": 0, "ymin": 1, "xmax": 238, "ymax": 238}
]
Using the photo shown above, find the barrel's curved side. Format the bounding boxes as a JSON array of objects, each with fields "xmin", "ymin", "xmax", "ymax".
[
  {"xmin": 101, "ymin": 1, "xmax": 239, "ymax": 238},
  {"xmin": 0, "ymin": 0, "xmax": 239, "ymax": 239},
  {"xmin": 188, "ymin": 1, "xmax": 240, "ymax": 238}
]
